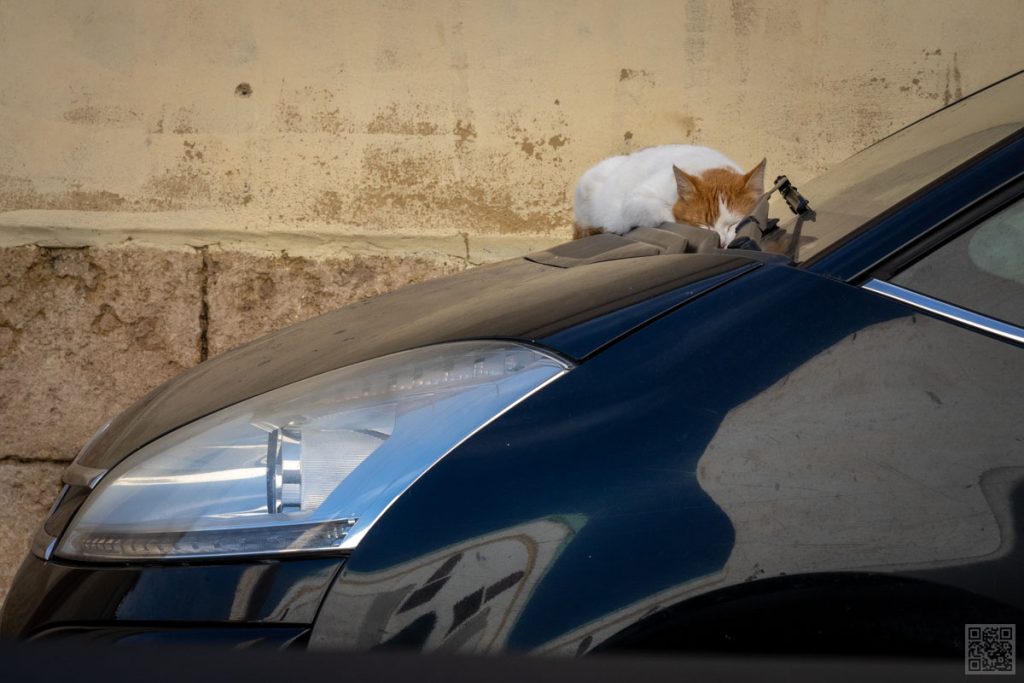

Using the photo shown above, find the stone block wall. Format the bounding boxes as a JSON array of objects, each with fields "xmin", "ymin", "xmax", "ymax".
[{"xmin": 0, "ymin": 243, "xmax": 466, "ymax": 604}]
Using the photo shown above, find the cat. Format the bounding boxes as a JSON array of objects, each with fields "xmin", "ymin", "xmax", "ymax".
[{"xmin": 572, "ymin": 145, "xmax": 766, "ymax": 247}]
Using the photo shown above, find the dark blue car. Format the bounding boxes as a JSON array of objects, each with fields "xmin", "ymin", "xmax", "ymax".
[{"xmin": 3, "ymin": 71, "xmax": 1023, "ymax": 662}]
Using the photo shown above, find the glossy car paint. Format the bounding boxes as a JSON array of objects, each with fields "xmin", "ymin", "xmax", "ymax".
[
  {"xmin": 1, "ymin": 556, "xmax": 341, "ymax": 641},
  {"xmin": 308, "ymin": 263, "xmax": 1024, "ymax": 655}
]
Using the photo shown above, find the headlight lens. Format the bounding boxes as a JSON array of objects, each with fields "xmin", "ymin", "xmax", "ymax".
[{"xmin": 56, "ymin": 341, "xmax": 570, "ymax": 561}]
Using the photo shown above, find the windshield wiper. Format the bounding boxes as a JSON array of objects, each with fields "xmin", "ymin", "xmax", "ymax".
[{"xmin": 732, "ymin": 175, "xmax": 814, "ymax": 260}]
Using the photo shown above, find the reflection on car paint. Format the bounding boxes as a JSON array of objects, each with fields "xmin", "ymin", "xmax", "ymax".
[
  {"xmin": 535, "ymin": 568, "xmax": 732, "ymax": 656},
  {"xmin": 311, "ymin": 517, "xmax": 581, "ymax": 653},
  {"xmin": 310, "ymin": 266, "xmax": 905, "ymax": 652},
  {"xmin": 560, "ymin": 313, "xmax": 1024, "ymax": 654},
  {"xmin": 700, "ymin": 314, "xmax": 1024, "ymax": 578},
  {"xmin": 310, "ymin": 267, "xmax": 1024, "ymax": 655}
]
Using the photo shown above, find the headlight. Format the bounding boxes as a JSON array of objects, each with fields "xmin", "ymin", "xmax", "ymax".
[{"xmin": 56, "ymin": 341, "xmax": 571, "ymax": 562}]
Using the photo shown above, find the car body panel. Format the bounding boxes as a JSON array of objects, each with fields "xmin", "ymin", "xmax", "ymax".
[
  {"xmin": 306, "ymin": 263, "xmax": 1023, "ymax": 654},
  {"xmin": 592, "ymin": 572, "xmax": 1023, "ymax": 658},
  {"xmin": 26, "ymin": 625, "xmax": 310, "ymax": 649},
  {"xmin": 0, "ymin": 555, "xmax": 342, "ymax": 637}
]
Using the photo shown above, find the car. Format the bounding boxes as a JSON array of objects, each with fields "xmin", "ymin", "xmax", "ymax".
[{"xmin": 2, "ymin": 70, "xmax": 1023, "ymax": 664}]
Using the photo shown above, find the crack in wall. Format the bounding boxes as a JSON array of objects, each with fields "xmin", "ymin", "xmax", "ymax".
[
  {"xmin": 0, "ymin": 454, "xmax": 70, "ymax": 465},
  {"xmin": 196, "ymin": 245, "xmax": 211, "ymax": 362}
]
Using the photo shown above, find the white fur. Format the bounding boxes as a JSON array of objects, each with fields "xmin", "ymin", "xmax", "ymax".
[
  {"xmin": 573, "ymin": 145, "xmax": 744, "ymax": 244},
  {"xmin": 713, "ymin": 197, "xmax": 745, "ymax": 248}
]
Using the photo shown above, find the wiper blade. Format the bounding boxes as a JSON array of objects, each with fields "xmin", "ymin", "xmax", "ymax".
[
  {"xmin": 731, "ymin": 175, "xmax": 814, "ymax": 260},
  {"xmin": 775, "ymin": 175, "xmax": 812, "ymax": 216}
]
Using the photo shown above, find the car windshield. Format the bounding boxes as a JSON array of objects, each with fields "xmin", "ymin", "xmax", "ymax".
[{"xmin": 769, "ymin": 71, "xmax": 1024, "ymax": 263}]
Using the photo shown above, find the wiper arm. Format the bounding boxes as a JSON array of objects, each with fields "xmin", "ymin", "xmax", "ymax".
[
  {"xmin": 772, "ymin": 175, "xmax": 815, "ymax": 261},
  {"xmin": 774, "ymin": 175, "xmax": 812, "ymax": 216},
  {"xmin": 731, "ymin": 175, "xmax": 815, "ymax": 260}
]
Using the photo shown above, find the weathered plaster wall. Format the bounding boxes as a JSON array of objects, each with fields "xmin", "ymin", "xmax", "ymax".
[
  {"xmin": 1, "ymin": 0, "xmax": 1023, "ymax": 605},
  {"xmin": 3, "ymin": 0, "xmax": 1023, "ymax": 245}
]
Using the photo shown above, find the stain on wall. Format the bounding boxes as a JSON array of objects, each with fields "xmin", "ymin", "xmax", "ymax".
[{"xmin": 2, "ymin": 0, "xmax": 1021, "ymax": 239}]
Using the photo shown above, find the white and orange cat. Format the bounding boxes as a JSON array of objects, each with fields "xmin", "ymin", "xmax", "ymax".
[{"xmin": 573, "ymin": 145, "xmax": 766, "ymax": 247}]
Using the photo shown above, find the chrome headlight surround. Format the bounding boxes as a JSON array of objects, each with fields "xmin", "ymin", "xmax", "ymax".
[{"xmin": 56, "ymin": 341, "xmax": 571, "ymax": 562}]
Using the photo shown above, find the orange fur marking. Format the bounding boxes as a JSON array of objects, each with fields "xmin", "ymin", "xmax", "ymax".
[{"xmin": 672, "ymin": 164, "xmax": 763, "ymax": 228}]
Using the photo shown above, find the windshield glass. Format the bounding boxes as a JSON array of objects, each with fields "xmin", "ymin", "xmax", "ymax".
[{"xmin": 765, "ymin": 72, "xmax": 1024, "ymax": 262}]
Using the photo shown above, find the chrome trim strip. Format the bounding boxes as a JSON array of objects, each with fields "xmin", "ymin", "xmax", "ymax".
[
  {"xmin": 863, "ymin": 279, "xmax": 1024, "ymax": 344},
  {"xmin": 62, "ymin": 463, "xmax": 108, "ymax": 489},
  {"xmin": 31, "ymin": 485, "xmax": 69, "ymax": 560},
  {"xmin": 45, "ymin": 484, "xmax": 70, "ymax": 520},
  {"xmin": 31, "ymin": 526, "xmax": 58, "ymax": 561}
]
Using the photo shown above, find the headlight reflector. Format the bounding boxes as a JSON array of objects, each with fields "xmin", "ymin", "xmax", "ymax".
[{"xmin": 56, "ymin": 341, "xmax": 570, "ymax": 561}]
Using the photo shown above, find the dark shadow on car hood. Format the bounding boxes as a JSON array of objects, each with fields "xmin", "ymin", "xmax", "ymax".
[{"xmin": 77, "ymin": 253, "xmax": 757, "ymax": 470}]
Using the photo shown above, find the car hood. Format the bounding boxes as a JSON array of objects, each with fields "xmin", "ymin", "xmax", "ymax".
[{"xmin": 76, "ymin": 252, "xmax": 758, "ymax": 471}]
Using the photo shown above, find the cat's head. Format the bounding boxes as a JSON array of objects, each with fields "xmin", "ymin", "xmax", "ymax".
[{"xmin": 671, "ymin": 159, "xmax": 767, "ymax": 241}]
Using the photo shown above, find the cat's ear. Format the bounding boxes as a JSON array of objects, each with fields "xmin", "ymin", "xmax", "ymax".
[
  {"xmin": 673, "ymin": 165, "xmax": 699, "ymax": 200},
  {"xmin": 743, "ymin": 158, "xmax": 767, "ymax": 196}
]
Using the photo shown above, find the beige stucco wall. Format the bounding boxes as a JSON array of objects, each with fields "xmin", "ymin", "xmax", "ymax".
[
  {"xmin": 3, "ymin": 0, "xmax": 1023, "ymax": 251},
  {"xmin": 1, "ymin": 0, "xmax": 1022, "ymax": 606}
]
